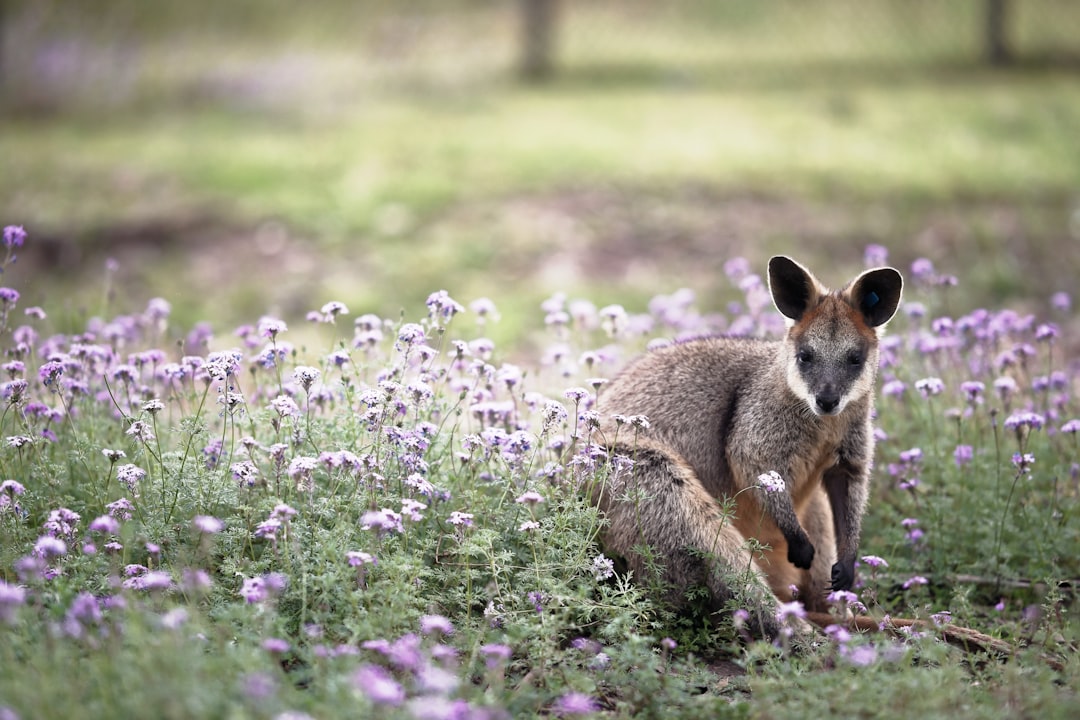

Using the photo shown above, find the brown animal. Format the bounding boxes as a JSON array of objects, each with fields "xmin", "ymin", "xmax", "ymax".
[{"xmin": 590, "ymin": 256, "xmax": 903, "ymax": 638}]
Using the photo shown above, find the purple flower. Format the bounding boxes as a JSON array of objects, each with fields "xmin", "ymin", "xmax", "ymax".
[
  {"xmin": 347, "ymin": 550, "xmax": 377, "ymax": 567},
  {"xmin": 106, "ymin": 498, "xmax": 134, "ymax": 520},
  {"xmin": 37, "ymin": 360, "xmax": 64, "ymax": 389},
  {"xmin": 553, "ymin": 692, "xmax": 599, "ymax": 716},
  {"xmin": 262, "ymin": 637, "xmax": 290, "ymax": 654},
  {"xmin": 914, "ymin": 377, "xmax": 944, "ymax": 398},
  {"xmin": 960, "ymin": 381, "xmax": 985, "ymax": 402},
  {"xmin": 419, "ymin": 614, "xmax": 454, "ymax": 636},
  {"xmin": 88, "ymin": 515, "xmax": 121, "ymax": 535},
  {"xmin": 160, "ymin": 607, "xmax": 189, "ymax": 630},
  {"xmin": 447, "ymin": 511, "xmax": 473, "ymax": 528},
  {"xmin": 125, "ymin": 421, "xmax": 154, "ymax": 442},
  {"xmin": 361, "ymin": 509, "xmax": 404, "ymax": 536},
  {"xmin": 902, "ymin": 575, "xmax": 929, "ymax": 590},
  {"xmin": 257, "ymin": 316, "xmax": 288, "ymax": 339},
  {"xmin": 3, "ymin": 225, "xmax": 26, "ymax": 248},
  {"xmin": 0, "ymin": 480, "xmax": 26, "ymax": 496},
  {"xmin": 994, "ymin": 376, "xmax": 1018, "ymax": 398},
  {"xmin": 776, "ymin": 600, "xmax": 806, "ymax": 622},
  {"xmin": 480, "ymin": 643, "xmax": 512, "ymax": 668},
  {"xmin": 34, "ymin": 535, "xmax": 67, "ymax": 558},
  {"xmin": 825, "ymin": 624, "xmax": 852, "ymax": 644},
  {"xmin": 181, "ymin": 568, "xmax": 213, "ymax": 593},
  {"xmin": 1051, "ymin": 291, "xmax": 1071, "ymax": 313},
  {"xmin": 1012, "ymin": 452, "xmax": 1035, "ymax": 473},
  {"xmin": 193, "ymin": 515, "xmax": 225, "ymax": 534},
  {"xmin": 240, "ymin": 577, "xmax": 269, "ymax": 604},
  {"xmin": 911, "ymin": 258, "xmax": 936, "ymax": 281},
  {"xmin": 141, "ymin": 571, "xmax": 174, "ymax": 591},
  {"xmin": 515, "ymin": 490, "xmax": 546, "ymax": 506},
  {"xmin": 1061, "ymin": 419, "xmax": 1080, "ymax": 434},
  {"xmin": 591, "ymin": 555, "xmax": 615, "ymax": 580},
  {"xmin": 320, "ymin": 300, "xmax": 350, "ymax": 321},
  {"xmin": 0, "ymin": 580, "xmax": 27, "ymax": 623},
  {"xmin": 353, "ymin": 665, "xmax": 405, "ymax": 706},
  {"xmin": 117, "ymin": 464, "xmax": 147, "ymax": 494},
  {"xmin": 864, "ymin": 244, "xmax": 889, "ymax": 267},
  {"xmin": 881, "ymin": 379, "xmax": 907, "ymax": 398},
  {"xmin": 954, "ymin": 445, "xmax": 974, "ymax": 467},
  {"xmin": 1035, "ymin": 323, "xmax": 1059, "ymax": 342},
  {"xmin": 839, "ymin": 643, "xmax": 878, "ymax": 667},
  {"xmin": 1004, "ymin": 411, "xmax": 1045, "ymax": 432},
  {"xmin": 0, "ymin": 288, "xmax": 19, "ymax": 306}
]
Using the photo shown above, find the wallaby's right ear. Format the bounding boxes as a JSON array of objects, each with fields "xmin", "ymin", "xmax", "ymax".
[
  {"xmin": 768, "ymin": 256, "xmax": 824, "ymax": 322},
  {"xmin": 846, "ymin": 267, "xmax": 904, "ymax": 328}
]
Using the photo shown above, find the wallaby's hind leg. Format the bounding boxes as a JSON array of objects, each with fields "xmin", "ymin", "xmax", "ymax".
[
  {"xmin": 798, "ymin": 489, "xmax": 837, "ymax": 612},
  {"xmin": 591, "ymin": 441, "xmax": 782, "ymax": 639},
  {"xmin": 754, "ymin": 488, "xmax": 837, "ymax": 613}
]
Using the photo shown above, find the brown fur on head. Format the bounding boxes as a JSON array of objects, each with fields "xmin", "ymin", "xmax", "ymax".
[{"xmin": 768, "ymin": 256, "xmax": 903, "ymax": 416}]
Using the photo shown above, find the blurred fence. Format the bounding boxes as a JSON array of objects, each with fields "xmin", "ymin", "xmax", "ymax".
[{"xmin": 1, "ymin": 0, "xmax": 1078, "ymax": 113}]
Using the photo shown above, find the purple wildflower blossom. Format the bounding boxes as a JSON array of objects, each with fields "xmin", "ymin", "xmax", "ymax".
[
  {"xmin": 954, "ymin": 444, "xmax": 974, "ymax": 467},
  {"xmin": 353, "ymin": 665, "xmax": 405, "ymax": 706},
  {"xmin": 193, "ymin": 515, "xmax": 225, "ymax": 534},
  {"xmin": 419, "ymin": 614, "xmax": 454, "ymax": 636},
  {"xmin": 480, "ymin": 643, "xmax": 512, "ymax": 668},
  {"xmin": 0, "ymin": 580, "xmax": 27, "ymax": 624},
  {"xmin": 776, "ymin": 600, "xmax": 806, "ymax": 622},
  {"xmin": 1004, "ymin": 411, "xmax": 1045, "ymax": 431},
  {"xmin": 3, "ymin": 225, "xmax": 26, "ymax": 248},
  {"xmin": 262, "ymin": 637, "xmax": 290, "ymax": 654},
  {"xmin": 88, "ymin": 515, "xmax": 120, "ymax": 535},
  {"xmin": 553, "ymin": 692, "xmax": 599, "ymax": 716}
]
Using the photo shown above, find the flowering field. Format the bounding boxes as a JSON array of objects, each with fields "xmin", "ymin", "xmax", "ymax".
[{"xmin": 0, "ymin": 225, "xmax": 1077, "ymax": 719}]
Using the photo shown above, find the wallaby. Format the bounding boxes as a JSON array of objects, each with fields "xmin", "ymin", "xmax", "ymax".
[{"xmin": 590, "ymin": 256, "xmax": 903, "ymax": 639}]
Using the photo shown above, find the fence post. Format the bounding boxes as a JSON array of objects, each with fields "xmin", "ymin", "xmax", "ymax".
[
  {"xmin": 520, "ymin": 0, "xmax": 558, "ymax": 81},
  {"xmin": 986, "ymin": 0, "xmax": 1013, "ymax": 65}
]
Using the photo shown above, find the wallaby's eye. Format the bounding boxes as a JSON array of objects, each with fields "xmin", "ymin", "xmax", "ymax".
[
  {"xmin": 847, "ymin": 352, "xmax": 864, "ymax": 367},
  {"xmin": 796, "ymin": 350, "xmax": 813, "ymax": 365}
]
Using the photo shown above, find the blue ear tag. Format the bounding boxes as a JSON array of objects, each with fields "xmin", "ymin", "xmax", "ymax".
[{"xmin": 863, "ymin": 291, "xmax": 880, "ymax": 310}]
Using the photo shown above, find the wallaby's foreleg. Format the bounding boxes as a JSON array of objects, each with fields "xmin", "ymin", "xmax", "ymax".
[
  {"xmin": 822, "ymin": 458, "xmax": 869, "ymax": 592},
  {"xmin": 593, "ymin": 442, "xmax": 783, "ymax": 639}
]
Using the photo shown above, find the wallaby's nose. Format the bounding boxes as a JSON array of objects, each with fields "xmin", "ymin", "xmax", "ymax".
[{"xmin": 816, "ymin": 393, "xmax": 840, "ymax": 414}]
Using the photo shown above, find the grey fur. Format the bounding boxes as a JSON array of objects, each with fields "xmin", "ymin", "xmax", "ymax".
[{"xmin": 590, "ymin": 256, "xmax": 903, "ymax": 638}]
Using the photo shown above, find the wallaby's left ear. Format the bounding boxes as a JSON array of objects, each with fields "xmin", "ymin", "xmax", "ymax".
[
  {"xmin": 768, "ymin": 256, "xmax": 827, "ymax": 322},
  {"xmin": 846, "ymin": 267, "xmax": 904, "ymax": 328}
]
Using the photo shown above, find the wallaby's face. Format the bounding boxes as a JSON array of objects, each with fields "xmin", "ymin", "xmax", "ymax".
[{"xmin": 768, "ymin": 256, "xmax": 904, "ymax": 417}]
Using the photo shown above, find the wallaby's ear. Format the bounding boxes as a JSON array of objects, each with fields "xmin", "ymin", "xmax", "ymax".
[
  {"xmin": 768, "ymin": 256, "xmax": 824, "ymax": 322},
  {"xmin": 846, "ymin": 267, "xmax": 904, "ymax": 328}
]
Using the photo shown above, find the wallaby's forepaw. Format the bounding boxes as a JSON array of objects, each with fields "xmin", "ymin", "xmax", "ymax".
[
  {"xmin": 787, "ymin": 532, "xmax": 815, "ymax": 570},
  {"xmin": 830, "ymin": 560, "xmax": 855, "ymax": 591}
]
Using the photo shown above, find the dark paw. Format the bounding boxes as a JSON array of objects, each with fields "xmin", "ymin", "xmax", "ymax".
[
  {"xmin": 787, "ymin": 533, "xmax": 815, "ymax": 570},
  {"xmin": 830, "ymin": 561, "xmax": 855, "ymax": 591}
]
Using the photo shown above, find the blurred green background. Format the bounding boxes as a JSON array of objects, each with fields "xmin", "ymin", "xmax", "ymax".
[{"xmin": 2, "ymin": 0, "xmax": 1079, "ymax": 343}]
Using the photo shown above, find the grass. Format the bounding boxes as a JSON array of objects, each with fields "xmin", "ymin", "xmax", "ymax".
[
  {"xmin": 1, "ymin": 1, "xmax": 1079, "ymax": 335},
  {"xmin": 0, "ymin": 5, "xmax": 1079, "ymax": 711},
  {"xmin": 0, "ymin": 229, "xmax": 1078, "ymax": 719}
]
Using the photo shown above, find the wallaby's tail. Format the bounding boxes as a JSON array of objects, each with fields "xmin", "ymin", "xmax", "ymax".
[
  {"xmin": 593, "ymin": 440, "xmax": 783, "ymax": 641},
  {"xmin": 804, "ymin": 612, "xmax": 1064, "ymax": 671}
]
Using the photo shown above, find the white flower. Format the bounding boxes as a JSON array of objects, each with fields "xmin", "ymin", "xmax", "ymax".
[{"xmin": 757, "ymin": 470, "xmax": 786, "ymax": 493}]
